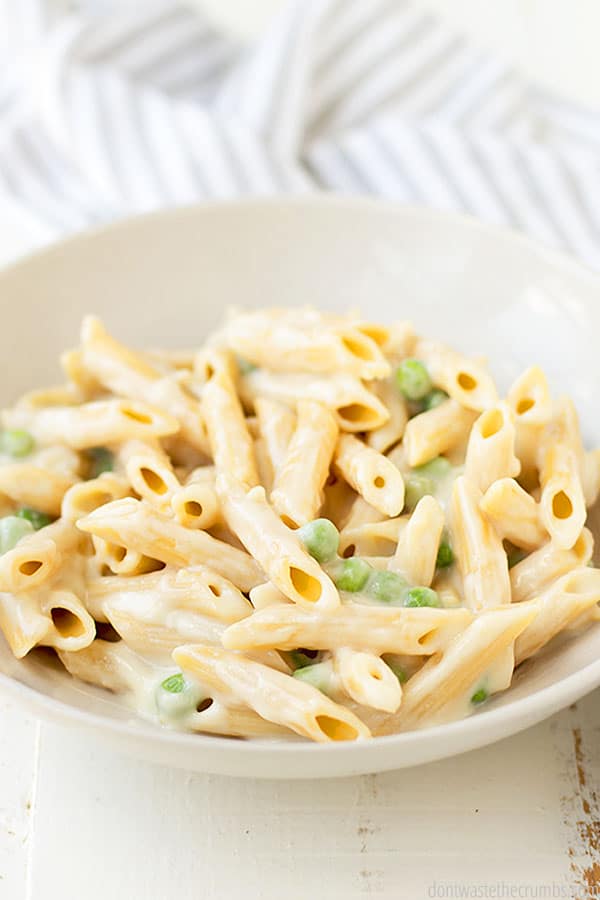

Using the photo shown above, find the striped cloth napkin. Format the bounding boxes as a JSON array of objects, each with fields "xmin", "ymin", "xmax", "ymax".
[{"xmin": 1, "ymin": 0, "xmax": 600, "ymax": 266}]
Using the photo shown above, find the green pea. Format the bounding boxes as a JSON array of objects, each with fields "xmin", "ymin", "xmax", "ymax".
[
  {"xmin": 15, "ymin": 507, "xmax": 53, "ymax": 531},
  {"xmin": 292, "ymin": 662, "xmax": 333, "ymax": 695},
  {"xmin": 404, "ymin": 586, "xmax": 441, "ymax": 608},
  {"xmin": 298, "ymin": 518, "xmax": 339, "ymax": 563},
  {"xmin": 415, "ymin": 456, "xmax": 452, "ymax": 480},
  {"xmin": 507, "ymin": 546, "xmax": 527, "ymax": 569},
  {"xmin": 236, "ymin": 356, "xmax": 257, "ymax": 375},
  {"xmin": 421, "ymin": 389, "xmax": 448, "ymax": 411},
  {"xmin": 386, "ymin": 660, "xmax": 408, "ymax": 684},
  {"xmin": 0, "ymin": 516, "xmax": 34, "ymax": 554},
  {"xmin": 335, "ymin": 557, "xmax": 371, "ymax": 592},
  {"xmin": 155, "ymin": 672, "xmax": 204, "ymax": 719},
  {"xmin": 0, "ymin": 429, "xmax": 34, "ymax": 458},
  {"xmin": 87, "ymin": 447, "xmax": 114, "ymax": 478},
  {"xmin": 395, "ymin": 359, "xmax": 432, "ymax": 401},
  {"xmin": 471, "ymin": 687, "xmax": 488, "ymax": 706},
  {"xmin": 404, "ymin": 473, "xmax": 435, "ymax": 511},
  {"xmin": 161, "ymin": 673, "xmax": 185, "ymax": 693},
  {"xmin": 436, "ymin": 540, "xmax": 454, "ymax": 569},
  {"xmin": 288, "ymin": 649, "xmax": 320, "ymax": 670},
  {"xmin": 367, "ymin": 570, "xmax": 408, "ymax": 604}
]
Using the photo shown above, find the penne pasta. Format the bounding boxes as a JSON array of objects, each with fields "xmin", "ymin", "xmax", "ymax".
[
  {"xmin": 220, "ymin": 308, "xmax": 390, "ymax": 380},
  {"xmin": 377, "ymin": 603, "xmax": 536, "ymax": 731},
  {"xmin": 254, "ymin": 397, "xmax": 296, "ymax": 474},
  {"xmin": 270, "ymin": 401, "xmax": 338, "ymax": 528},
  {"xmin": 79, "ymin": 316, "xmax": 210, "ymax": 453},
  {"xmin": 0, "ymin": 463, "xmax": 76, "ymax": 517},
  {"xmin": 515, "ymin": 567, "xmax": 600, "ymax": 664},
  {"xmin": 202, "ymin": 367, "xmax": 259, "ymax": 488},
  {"xmin": 334, "ymin": 434, "xmax": 404, "ymax": 517},
  {"xmin": 118, "ymin": 439, "xmax": 180, "ymax": 509},
  {"xmin": 510, "ymin": 528, "xmax": 593, "ymax": 603},
  {"xmin": 222, "ymin": 602, "xmax": 473, "ymax": 656},
  {"xmin": 464, "ymin": 403, "xmax": 520, "ymax": 493},
  {"xmin": 538, "ymin": 398, "xmax": 586, "ymax": 549},
  {"xmin": 61, "ymin": 472, "xmax": 131, "ymax": 522},
  {"xmin": 170, "ymin": 482, "xmax": 221, "ymax": 530},
  {"xmin": 390, "ymin": 495, "xmax": 444, "ymax": 587},
  {"xmin": 77, "ymin": 497, "xmax": 263, "ymax": 592},
  {"xmin": 403, "ymin": 400, "xmax": 477, "ymax": 467},
  {"xmin": 333, "ymin": 648, "xmax": 402, "ymax": 713},
  {"xmin": 415, "ymin": 340, "xmax": 498, "ymax": 411},
  {"xmin": 216, "ymin": 473, "xmax": 339, "ymax": 610},
  {"xmin": 2, "ymin": 398, "xmax": 179, "ymax": 449},
  {"xmin": 480, "ymin": 478, "xmax": 547, "ymax": 551},
  {"xmin": 450, "ymin": 476, "xmax": 511, "ymax": 610},
  {"xmin": 366, "ymin": 378, "xmax": 408, "ymax": 454},
  {"xmin": 173, "ymin": 644, "xmax": 371, "ymax": 742},
  {"xmin": 0, "ymin": 519, "xmax": 84, "ymax": 594},
  {"xmin": 241, "ymin": 369, "xmax": 389, "ymax": 433}
]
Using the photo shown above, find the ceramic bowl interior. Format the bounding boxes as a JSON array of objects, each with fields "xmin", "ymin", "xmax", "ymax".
[{"xmin": 1, "ymin": 197, "xmax": 599, "ymax": 778}]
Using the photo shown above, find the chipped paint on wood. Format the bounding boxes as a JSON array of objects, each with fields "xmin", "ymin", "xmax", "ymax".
[{"xmin": 554, "ymin": 697, "xmax": 600, "ymax": 899}]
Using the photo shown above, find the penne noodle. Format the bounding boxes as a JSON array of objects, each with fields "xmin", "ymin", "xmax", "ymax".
[
  {"xmin": 0, "ymin": 519, "xmax": 84, "ymax": 594},
  {"xmin": 90, "ymin": 536, "xmax": 162, "ymax": 578},
  {"xmin": 249, "ymin": 582, "xmax": 292, "ymax": 611},
  {"xmin": 333, "ymin": 648, "xmax": 402, "ymax": 713},
  {"xmin": 223, "ymin": 602, "xmax": 473, "ymax": 656},
  {"xmin": 403, "ymin": 400, "xmax": 478, "ymax": 467},
  {"xmin": 202, "ymin": 367, "xmax": 259, "ymax": 488},
  {"xmin": 60, "ymin": 348, "xmax": 103, "ymax": 397},
  {"xmin": 334, "ymin": 434, "xmax": 404, "ymax": 517},
  {"xmin": 377, "ymin": 603, "xmax": 536, "ymax": 731},
  {"xmin": 79, "ymin": 317, "xmax": 210, "ymax": 453},
  {"xmin": 173, "ymin": 644, "xmax": 371, "ymax": 742},
  {"xmin": 506, "ymin": 365, "xmax": 553, "ymax": 426},
  {"xmin": 510, "ymin": 528, "xmax": 593, "ymax": 602},
  {"xmin": 241, "ymin": 369, "xmax": 389, "ymax": 433},
  {"xmin": 271, "ymin": 401, "xmax": 338, "ymax": 528},
  {"xmin": 254, "ymin": 397, "xmax": 296, "ymax": 475},
  {"xmin": 339, "ymin": 516, "xmax": 406, "ymax": 559},
  {"xmin": 0, "ymin": 590, "xmax": 53, "ymax": 658},
  {"xmin": 77, "ymin": 497, "xmax": 264, "ymax": 592},
  {"xmin": 39, "ymin": 587, "xmax": 96, "ymax": 652},
  {"xmin": 480, "ymin": 478, "xmax": 547, "ymax": 551},
  {"xmin": 366, "ymin": 378, "xmax": 408, "ymax": 454},
  {"xmin": 538, "ymin": 398, "xmax": 586, "ymax": 549},
  {"xmin": 464, "ymin": 403, "xmax": 520, "ymax": 493},
  {"xmin": 87, "ymin": 566, "xmax": 252, "ymax": 624},
  {"xmin": 185, "ymin": 698, "xmax": 292, "ymax": 739},
  {"xmin": 216, "ymin": 473, "xmax": 339, "ymax": 610},
  {"xmin": 0, "ymin": 463, "xmax": 76, "ymax": 516},
  {"xmin": 118, "ymin": 439, "xmax": 180, "ymax": 509},
  {"xmin": 415, "ymin": 340, "xmax": 498, "ymax": 411},
  {"xmin": 171, "ymin": 482, "xmax": 221, "ymax": 530},
  {"xmin": 220, "ymin": 308, "xmax": 390, "ymax": 380},
  {"xmin": 515, "ymin": 567, "xmax": 600, "ymax": 664},
  {"xmin": 390, "ymin": 495, "xmax": 444, "ymax": 587},
  {"xmin": 61, "ymin": 472, "xmax": 131, "ymax": 522},
  {"xmin": 2, "ymin": 398, "xmax": 179, "ymax": 449},
  {"xmin": 450, "ymin": 476, "xmax": 511, "ymax": 610}
]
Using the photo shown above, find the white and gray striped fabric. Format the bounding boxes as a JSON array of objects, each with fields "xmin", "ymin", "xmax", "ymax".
[{"xmin": 1, "ymin": 0, "xmax": 600, "ymax": 265}]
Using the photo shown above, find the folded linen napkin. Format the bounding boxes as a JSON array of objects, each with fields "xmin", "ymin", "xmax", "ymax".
[{"xmin": 1, "ymin": 0, "xmax": 599, "ymax": 266}]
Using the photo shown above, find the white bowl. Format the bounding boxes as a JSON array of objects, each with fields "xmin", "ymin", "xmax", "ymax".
[{"xmin": 1, "ymin": 197, "xmax": 600, "ymax": 778}]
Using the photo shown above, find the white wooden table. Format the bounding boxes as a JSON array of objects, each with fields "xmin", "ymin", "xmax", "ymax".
[{"xmin": 3, "ymin": 3, "xmax": 600, "ymax": 897}]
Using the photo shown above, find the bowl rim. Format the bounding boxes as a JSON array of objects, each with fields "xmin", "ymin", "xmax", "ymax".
[{"xmin": 2, "ymin": 194, "xmax": 600, "ymax": 764}]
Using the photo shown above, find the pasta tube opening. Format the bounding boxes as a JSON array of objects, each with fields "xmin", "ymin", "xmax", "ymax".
[{"xmin": 313, "ymin": 715, "xmax": 360, "ymax": 742}]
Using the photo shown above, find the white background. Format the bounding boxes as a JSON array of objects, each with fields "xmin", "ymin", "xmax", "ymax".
[{"xmin": 2, "ymin": 2, "xmax": 600, "ymax": 898}]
